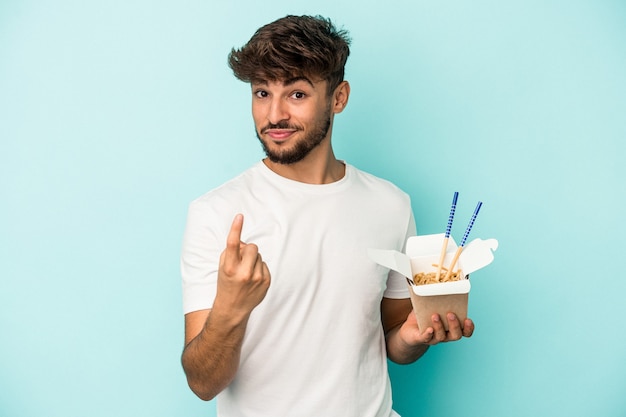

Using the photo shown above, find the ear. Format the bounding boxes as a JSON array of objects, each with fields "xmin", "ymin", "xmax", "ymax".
[{"xmin": 331, "ymin": 81, "xmax": 350, "ymax": 114}]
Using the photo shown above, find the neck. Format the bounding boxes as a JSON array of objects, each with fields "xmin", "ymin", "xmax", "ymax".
[{"xmin": 263, "ymin": 142, "xmax": 345, "ymax": 185}]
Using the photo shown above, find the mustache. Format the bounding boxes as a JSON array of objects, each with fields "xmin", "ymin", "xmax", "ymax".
[{"xmin": 260, "ymin": 121, "xmax": 302, "ymax": 134}]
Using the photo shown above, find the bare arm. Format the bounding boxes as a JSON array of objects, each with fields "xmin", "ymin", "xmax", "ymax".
[
  {"xmin": 381, "ymin": 298, "xmax": 474, "ymax": 364},
  {"xmin": 181, "ymin": 214, "xmax": 271, "ymax": 400}
]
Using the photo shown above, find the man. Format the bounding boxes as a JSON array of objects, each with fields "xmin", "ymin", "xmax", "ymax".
[{"xmin": 180, "ymin": 15, "xmax": 473, "ymax": 417}]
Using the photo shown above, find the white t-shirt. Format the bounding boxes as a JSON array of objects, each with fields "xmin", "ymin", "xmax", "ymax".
[{"xmin": 181, "ymin": 161, "xmax": 415, "ymax": 417}]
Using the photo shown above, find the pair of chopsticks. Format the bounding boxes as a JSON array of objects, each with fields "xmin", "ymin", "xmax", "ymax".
[{"xmin": 434, "ymin": 192, "xmax": 482, "ymax": 281}]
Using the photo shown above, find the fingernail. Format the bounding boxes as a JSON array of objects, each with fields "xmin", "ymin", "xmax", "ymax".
[
  {"xmin": 447, "ymin": 313, "xmax": 456, "ymax": 321},
  {"xmin": 432, "ymin": 315, "xmax": 440, "ymax": 323}
]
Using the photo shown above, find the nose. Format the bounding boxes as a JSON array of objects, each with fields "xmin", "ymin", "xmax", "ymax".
[{"xmin": 267, "ymin": 97, "xmax": 289, "ymax": 125}]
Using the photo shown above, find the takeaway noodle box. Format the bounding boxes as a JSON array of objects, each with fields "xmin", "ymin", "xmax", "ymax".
[{"xmin": 368, "ymin": 233, "xmax": 498, "ymax": 331}]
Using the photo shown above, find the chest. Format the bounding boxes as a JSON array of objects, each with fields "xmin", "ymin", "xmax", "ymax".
[{"xmin": 240, "ymin": 194, "xmax": 401, "ymax": 310}]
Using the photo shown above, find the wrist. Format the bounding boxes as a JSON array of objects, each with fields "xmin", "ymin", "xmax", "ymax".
[
  {"xmin": 207, "ymin": 300, "xmax": 252, "ymax": 333},
  {"xmin": 386, "ymin": 324, "xmax": 430, "ymax": 364}
]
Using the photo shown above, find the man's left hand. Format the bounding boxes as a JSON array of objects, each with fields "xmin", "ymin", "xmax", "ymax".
[{"xmin": 398, "ymin": 310, "xmax": 474, "ymax": 346}]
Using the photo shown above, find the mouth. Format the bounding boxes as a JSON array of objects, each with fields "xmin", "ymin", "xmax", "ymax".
[{"xmin": 262, "ymin": 128, "xmax": 299, "ymax": 142}]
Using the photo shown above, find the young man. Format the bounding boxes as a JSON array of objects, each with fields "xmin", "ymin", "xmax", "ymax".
[{"xmin": 180, "ymin": 15, "xmax": 474, "ymax": 417}]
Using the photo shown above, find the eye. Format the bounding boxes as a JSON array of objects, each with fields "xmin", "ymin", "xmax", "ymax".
[
  {"xmin": 291, "ymin": 91, "xmax": 306, "ymax": 100},
  {"xmin": 254, "ymin": 90, "xmax": 269, "ymax": 98}
]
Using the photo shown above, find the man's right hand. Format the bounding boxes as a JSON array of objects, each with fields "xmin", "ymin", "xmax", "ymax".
[
  {"xmin": 213, "ymin": 214, "xmax": 271, "ymax": 318},
  {"xmin": 182, "ymin": 214, "xmax": 270, "ymax": 400}
]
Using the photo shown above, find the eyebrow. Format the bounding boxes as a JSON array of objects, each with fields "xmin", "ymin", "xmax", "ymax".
[
  {"xmin": 283, "ymin": 76, "xmax": 315, "ymax": 87},
  {"xmin": 253, "ymin": 76, "xmax": 315, "ymax": 88}
]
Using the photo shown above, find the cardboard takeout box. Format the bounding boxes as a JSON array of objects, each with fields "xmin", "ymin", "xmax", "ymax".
[{"xmin": 369, "ymin": 233, "xmax": 498, "ymax": 331}]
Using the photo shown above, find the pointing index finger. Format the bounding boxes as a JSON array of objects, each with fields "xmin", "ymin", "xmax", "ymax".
[{"xmin": 225, "ymin": 214, "xmax": 244, "ymax": 261}]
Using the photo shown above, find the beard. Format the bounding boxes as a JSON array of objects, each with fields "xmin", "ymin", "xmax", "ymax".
[{"xmin": 256, "ymin": 108, "xmax": 332, "ymax": 165}]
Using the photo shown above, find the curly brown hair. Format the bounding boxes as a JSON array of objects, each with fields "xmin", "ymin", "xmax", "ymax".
[{"xmin": 228, "ymin": 15, "xmax": 351, "ymax": 95}]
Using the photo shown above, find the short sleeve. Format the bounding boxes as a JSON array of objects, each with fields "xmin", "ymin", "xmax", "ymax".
[
  {"xmin": 180, "ymin": 199, "xmax": 222, "ymax": 314},
  {"xmin": 382, "ymin": 208, "xmax": 416, "ymax": 299}
]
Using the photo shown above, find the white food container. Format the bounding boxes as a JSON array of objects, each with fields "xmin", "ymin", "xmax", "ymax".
[{"xmin": 369, "ymin": 233, "xmax": 498, "ymax": 331}]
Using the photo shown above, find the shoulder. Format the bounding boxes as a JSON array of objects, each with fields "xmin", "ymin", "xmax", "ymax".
[
  {"xmin": 347, "ymin": 164, "xmax": 410, "ymax": 203},
  {"xmin": 190, "ymin": 163, "xmax": 263, "ymax": 208},
  {"xmin": 183, "ymin": 164, "xmax": 262, "ymax": 234}
]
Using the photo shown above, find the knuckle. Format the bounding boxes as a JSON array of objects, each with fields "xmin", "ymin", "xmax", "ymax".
[
  {"xmin": 222, "ymin": 263, "xmax": 237, "ymax": 276},
  {"xmin": 226, "ymin": 235, "xmax": 239, "ymax": 246},
  {"xmin": 252, "ymin": 268, "xmax": 268, "ymax": 284}
]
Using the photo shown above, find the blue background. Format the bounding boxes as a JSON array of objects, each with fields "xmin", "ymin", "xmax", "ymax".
[{"xmin": 1, "ymin": 1, "xmax": 625, "ymax": 416}]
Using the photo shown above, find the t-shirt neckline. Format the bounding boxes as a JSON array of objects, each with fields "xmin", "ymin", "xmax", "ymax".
[{"xmin": 254, "ymin": 160, "xmax": 352, "ymax": 193}]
